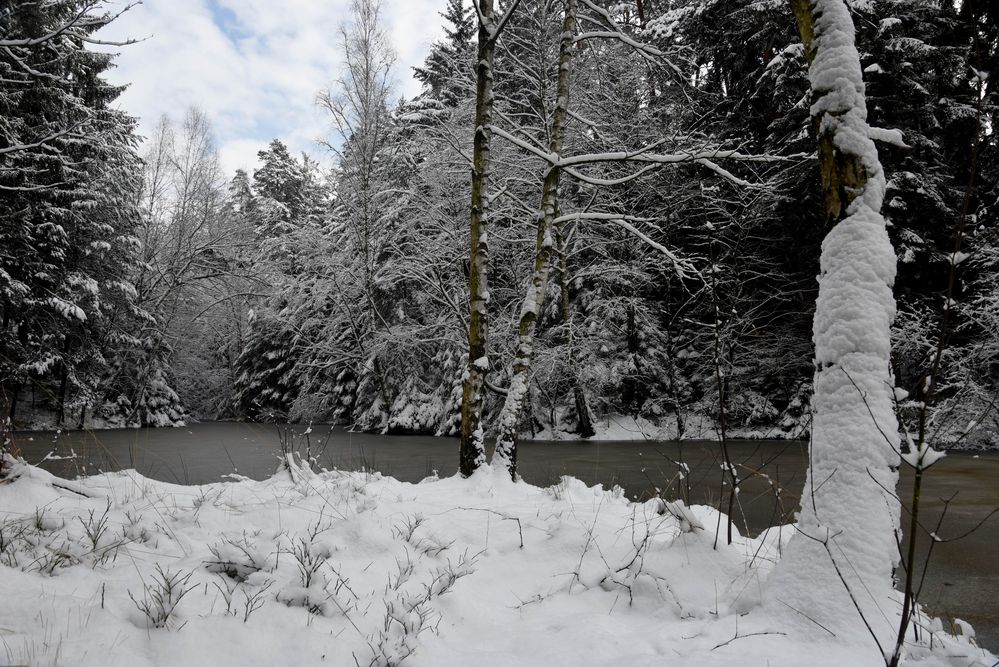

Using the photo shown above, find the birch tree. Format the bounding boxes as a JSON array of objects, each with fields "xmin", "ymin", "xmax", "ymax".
[
  {"xmin": 459, "ymin": 0, "xmax": 522, "ymax": 476},
  {"xmin": 491, "ymin": 0, "xmax": 579, "ymax": 476},
  {"xmin": 485, "ymin": 0, "xmax": 787, "ymax": 477}
]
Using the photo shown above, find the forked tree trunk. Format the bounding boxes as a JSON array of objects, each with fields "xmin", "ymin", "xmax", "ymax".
[
  {"xmin": 492, "ymin": 0, "xmax": 578, "ymax": 478},
  {"xmin": 459, "ymin": 0, "xmax": 500, "ymax": 477},
  {"xmin": 769, "ymin": 0, "xmax": 901, "ymax": 649}
]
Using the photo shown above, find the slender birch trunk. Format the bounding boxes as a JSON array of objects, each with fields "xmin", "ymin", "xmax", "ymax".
[
  {"xmin": 492, "ymin": 0, "xmax": 578, "ymax": 478},
  {"xmin": 459, "ymin": 0, "xmax": 499, "ymax": 477},
  {"xmin": 769, "ymin": 0, "xmax": 901, "ymax": 647}
]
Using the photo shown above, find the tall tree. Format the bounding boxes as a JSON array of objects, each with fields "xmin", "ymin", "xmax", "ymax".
[
  {"xmin": 301, "ymin": 0, "xmax": 399, "ymax": 428},
  {"xmin": 134, "ymin": 110, "xmax": 264, "ymax": 422},
  {"xmin": 0, "ymin": 0, "xmax": 166, "ymax": 426},
  {"xmin": 459, "ymin": 0, "xmax": 522, "ymax": 476},
  {"xmin": 232, "ymin": 140, "xmax": 327, "ymax": 421},
  {"xmin": 492, "ymin": 0, "xmax": 578, "ymax": 477},
  {"xmin": 769, "ymin": 0, "xmax": 903, "ymax": 650},
  {"xmin": 413, "ymin": 0, "xmax": 476, "ymax": 107}
]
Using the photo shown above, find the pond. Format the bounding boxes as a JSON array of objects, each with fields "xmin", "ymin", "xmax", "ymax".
[{"xmin": 10, "ymin": 422, "xmax": 998, "ymax": 652}]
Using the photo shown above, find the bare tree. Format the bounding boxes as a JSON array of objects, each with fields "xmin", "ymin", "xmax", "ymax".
[
  {"xmin": 485, "ymin": 1, "xmax": 772, "ymax": 478},
  {"xmin": 491, "ymin": 0, "xmax": 579, "ymax": 476},
  {"xmin": 129, "ymin": 109, "xmax": 259, "ymax": 421}
]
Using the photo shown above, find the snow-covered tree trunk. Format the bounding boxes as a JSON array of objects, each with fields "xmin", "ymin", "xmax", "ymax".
[
  {"xmin": 492, "ymin": 0, "xmax": 577, "ymax": 478},
  {"xmin": 768, "ymin": 0, "xmax": 901, "ymax": 649},
  {"xmin": 459, "ymin": 0, "xmax": 499, "ymax": 477}
]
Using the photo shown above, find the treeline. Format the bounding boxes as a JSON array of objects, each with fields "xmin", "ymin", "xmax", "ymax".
[
  {"xmin": 1, "ymin": 0, "xmax": 996, "ymax": 446},
  {"xmin": 0, "ymin": 1, "xmax": 185, "ymax": 427}
]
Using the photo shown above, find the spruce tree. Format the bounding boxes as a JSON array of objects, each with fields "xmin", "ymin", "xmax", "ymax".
[
  {"xmin": 412, "ymin": 0, "xmax": 475, "ymax": 107},
  {"xmin": 0, "ymin": 0, "xmax": 176, "ymax": 426}
]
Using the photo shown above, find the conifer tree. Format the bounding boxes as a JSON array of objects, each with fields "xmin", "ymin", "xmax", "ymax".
[
  {"xmin": 413, "ymin": 0, "xmax": 475, "ymax": 107},
  {"xmin": 0, "ymin": 0, "xmax": 175, "ymax": 426}
]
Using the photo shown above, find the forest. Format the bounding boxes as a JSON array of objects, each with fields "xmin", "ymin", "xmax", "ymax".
[{"xmin": 2, "ymin": 0, "xmax": 995, "ymax": 453}]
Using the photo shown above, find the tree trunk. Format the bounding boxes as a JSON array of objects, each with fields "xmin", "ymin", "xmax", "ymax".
[
  {"xmin": 492, "ymin": 0, "xmax": 577, "ymax": 478},
  {"xmin": 459, "ymin": 0, "xmax": 501, "ymax": 477},
  {"xmin": 769, "ymin": 0, "xmax": 901, "ymax": 647},
  {"xmin": 372, "ymin": 356, "xmax": 392, "ymax": 430},
  {"xmin": 5, "ymin": 384, "xmax": 18, "ymax": 422},
  {"xmin": 709, "ymin": 227, "xmax": 736, "ymax": 546},
  {"xmin": 57, "ymin": 367, "xmax": 69, "ymax": 426},
  {"xmin": 56, "ymin": 337, "xmax": 71, "ymax": 426},
  {"xmin": 573, "ymin": 386, "xmax": 594, "ymax": 438},
  {"xmin": 1, "ymin": 390, "xmax": 11, "ymax": 476},
  {"xmin": 555, "ymin": 220, "xmax": 595, "ymax": 438}
]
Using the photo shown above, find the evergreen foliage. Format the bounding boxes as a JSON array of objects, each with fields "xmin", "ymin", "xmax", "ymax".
[{"xmin": 0, "ymin": 0, "xmax": 183, "ymax": 427}]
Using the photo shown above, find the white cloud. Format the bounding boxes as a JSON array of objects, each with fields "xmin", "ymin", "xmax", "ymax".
[
  {"xmin": 216, "ymin": 138, "xmax": 270, "ymax": 178},
  {"xmin": 97, "ymin": 0, "xmax": 449, "ymax": 177}
]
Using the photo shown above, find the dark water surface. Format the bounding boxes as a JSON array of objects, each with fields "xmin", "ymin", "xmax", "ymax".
[{"xmin": 11, "ymin": 422, "xmax": 999, "ymax": 652}]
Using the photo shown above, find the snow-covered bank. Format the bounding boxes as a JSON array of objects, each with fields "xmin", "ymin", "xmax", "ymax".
[
  {"xmin": 0, "ymin": 459, "xmax": 992, "ymax": 666},
  {"xmin": 14, "ymin": 411, "xmax": 996, "ymax": 454},
  {"xmin": 10, "ymin": 407, "xmax": 186, "ymax": 433},
  {"xmin": 528, "ymin": 412, "xmax": 807, "ymax": 442},
  {"xmin": 529, "ymin": 410, "xmax": 995, "ymax": 450}
]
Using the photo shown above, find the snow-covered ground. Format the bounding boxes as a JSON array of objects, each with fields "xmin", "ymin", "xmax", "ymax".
[{"xmin": 0, "ymin": 457, "xmax": 992, "ymax": 666}]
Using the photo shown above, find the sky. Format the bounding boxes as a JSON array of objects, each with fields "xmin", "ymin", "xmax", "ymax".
[{"xmin": 97, "ymin": 0, "xmax": 449, "ymax": 177}]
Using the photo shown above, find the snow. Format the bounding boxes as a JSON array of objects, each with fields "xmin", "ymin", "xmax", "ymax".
[
  {"xmin": 901, "ymin": 440, "xmax": 947, "ymax": 470},
  {"xmin": 68, "ymin": 274, "xmax": 100, "ymax": 295},
  {"xmin": 766, "ymin": 43, "xmax": 804, "ymax": 70},
  {"xmin": 527, "ymin": 412, "xmax": 799, "ymax": 443},
  {"xmin": 0, "ymin": 458, "xmax": 991, "ymax": 667},
  {"xmin": 768, "ymin": 0, "xmax": 904, "ymax": 650},
  {"xmin": 878, "ymin": 17, "xmax": 902, "ymax": 34},
  {"xmin": 868, "ymin": 125, "xmax": 908, "ymax": 148},
  {"xmin": 950, "ymin": 251, "xmax": 970, "ymax": 265},
  {"xmin": 46, "ymin": 296, "xmax": 87, "ymax": 322}
]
